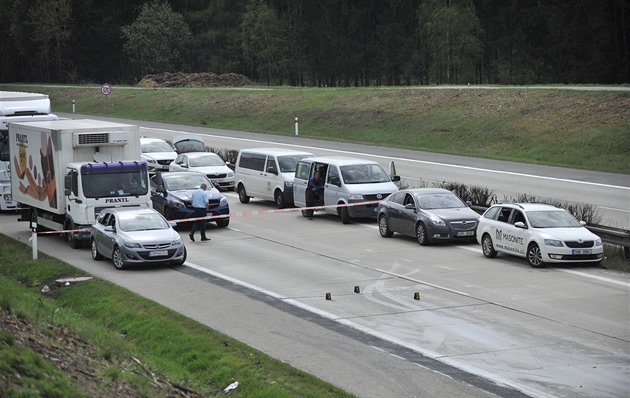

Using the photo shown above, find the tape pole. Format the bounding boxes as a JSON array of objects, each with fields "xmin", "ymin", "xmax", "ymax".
[{"xmin": 32, "ymin": 223, "xmax": 38, "ymax": 260}]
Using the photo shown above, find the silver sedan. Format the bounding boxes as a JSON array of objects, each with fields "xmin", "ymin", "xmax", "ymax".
[{"xmin": 90, "ymin": 208, "xmax": 187, "ymax": 270}]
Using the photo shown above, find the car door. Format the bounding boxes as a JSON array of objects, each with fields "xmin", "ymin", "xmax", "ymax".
[
  {"xmin": 506, "ymin": 209, "xmax": 528, "ymax": 256},
  {"xmin": 385, "ymin": 191, "xmax": 407, "ymax": 233},
  {"xmin": 149, "ymin": 175, "xmax": 166, "ymax": 215},
  {"xmin": 491, "ymin": 207, "xmax": 527, "ymax": 256},
  {"xmin": 100, "ymin": 213, "xmax": 117, "ymax": 256},
  {"xmin": 261, "ymin": 156, "xmax": 279, "ymax": 197},
  {"xmin": 397, "ymin": 192, "xmax": 417, "ymax": 235},
  {"xmin": 324, "ymin": 164, "xmax": 342, "ymax": 211},
  {"xmin": 293, "ymin": 161, "xmax": 310, "ymax": 208}
]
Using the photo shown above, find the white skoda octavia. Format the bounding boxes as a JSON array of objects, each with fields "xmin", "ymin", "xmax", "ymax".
[{"xmin": 476, "ymin": 203, "xmax": 604, "ymax": 268}]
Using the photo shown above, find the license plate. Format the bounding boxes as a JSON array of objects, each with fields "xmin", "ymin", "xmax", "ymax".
[
  {"xmin": 149, "ymin": 250, "xmax": 168, "ymax": 257},
  {"xmin": 572, "ymin": 249, "xmax": 592, "ymax": 255},
  {"xmin": 457, "ymin": 231, "xmax": 475, "ymax": 237}
]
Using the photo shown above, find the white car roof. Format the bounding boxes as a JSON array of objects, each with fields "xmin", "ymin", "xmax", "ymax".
[{"xmin": 301, "ymin": 155, "xmax": 380, "ymax": 166}]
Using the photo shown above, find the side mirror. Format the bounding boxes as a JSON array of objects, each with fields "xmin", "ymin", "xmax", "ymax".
[
  {"xmin": 465, "ymin": 200, "xmax": 473, "ymax": 207},
  {"xmin": 104, "ymin": 225, "xmax": 114, "ymax": 232},
  {"xmin": 64, "ymin": 175, "xmax": 71, "ymax": 190},
  {"xmin": 404, "ymin": 203, "xmax": 415, "ymax": 210},
  {"xmin": 213, "ymin": 182, "xmax": 221, "ymax": 190},
  {"xmin": 514, "ymin": 221, "xmax": 526, "ymax": 228},
  {"xmin": 391, "ymin": 175, "xmax": 401, "ymax": 182}
]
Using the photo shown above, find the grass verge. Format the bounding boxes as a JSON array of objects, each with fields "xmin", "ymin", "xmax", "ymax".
[
  {"xmin": 0, "ymin": 234, "xmax": 353, "ymax": 398},
  {"xmin": 1, "ymin": 84, "xmax": 628, "ymax": 174}
]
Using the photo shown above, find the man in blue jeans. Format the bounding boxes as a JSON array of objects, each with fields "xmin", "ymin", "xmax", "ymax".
[{"xmin": 189, "ymin": 183, "xmax": 210, "ymax": 242}]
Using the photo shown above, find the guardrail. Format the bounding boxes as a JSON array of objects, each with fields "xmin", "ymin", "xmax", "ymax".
[{"xmin": 586, "ymin": 224, "xmax": 630, "ymax": 259}]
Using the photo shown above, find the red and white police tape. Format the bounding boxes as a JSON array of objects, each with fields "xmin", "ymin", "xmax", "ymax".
[{"xmin": 32, "ymin": 200, "xmax": 381, "ymax": 235}]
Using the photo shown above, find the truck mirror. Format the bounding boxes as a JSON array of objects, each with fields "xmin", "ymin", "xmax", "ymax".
[
  {"xmin": 64, "ymin": 175, "xmax": 71, "ymax": 190},
  {"xmin": 64, "ymin": 188, "xmax": 71, "ymax": 196}
]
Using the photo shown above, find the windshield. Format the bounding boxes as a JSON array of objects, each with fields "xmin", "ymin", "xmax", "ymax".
[
  {"xmin": 82, "ymin": 171, "xmax": 148, "ymax": 198},
  {"xmin": 118, "ymin": 212, "xmax": 169, "ymax": 232},
  {"xmin": 163, "ymin": 174, "xmax": 210, "ymax": 191},
  {"xmin": 527, "ymin": 210, "xmax": 582, "ymax": 228},
  {"xmin": 340, "ymin": 164, "xmax": 390, "ymax": 184},
  {"xmin": 141, "ymin": 141, "xmax": 173, "ymax": 153},
  {"xmin": 189, "ymin": 154, "xmax": 225, "ymax": 167},
  {"xmin": 278, "ymin": 155, "xmax": 311, "ymax": 173},
  {"xmin": 415, "ymin": 193, "xmax": 465, "ymax": 209}
]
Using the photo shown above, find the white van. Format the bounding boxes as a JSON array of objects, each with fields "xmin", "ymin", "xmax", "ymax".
[
  {"xmin": 293, "ymin": 156, "xmax": 400, "ymax": 223},
  {"xmin": 234, "ymin": 148, "xmax": 314, "ymax": 208}
]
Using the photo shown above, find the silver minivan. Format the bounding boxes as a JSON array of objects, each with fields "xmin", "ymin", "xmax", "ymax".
[
  {"xmin": 293, "ymin": 156, "xmax": 400, "ymax": 223},
  {"xmin": 235, "ymin": 148, "xmax": 314, "ymax": 208}
]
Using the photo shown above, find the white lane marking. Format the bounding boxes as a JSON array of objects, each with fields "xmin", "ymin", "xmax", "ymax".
[
  {"xmin": 181, "ymin": 260, "xmax": 591, "ymax": 398},
  {"xmin": 141, "ymin": 126, "xmax": 629, "ymax": 191},
  {"xmin": 553, "ymin": 268, "xmax": 630, "ymax": 288}
]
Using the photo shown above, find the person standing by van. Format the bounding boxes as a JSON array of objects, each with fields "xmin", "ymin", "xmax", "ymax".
[
  {"xmin": 305, "ymin": 170, "xmax": 324, "ymax": 220},
  {"xmin": 189, "ymin": 183, "xmax": 210, "ymax": 241}
]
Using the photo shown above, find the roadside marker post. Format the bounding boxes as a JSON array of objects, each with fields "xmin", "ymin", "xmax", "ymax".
[
  {"xmin": 294, "ymin": 117, "xmax": 299, "ymax": 136},
  {"xmin": 31, "ymin": 222, "xmax": 38, "ymax": 260}
]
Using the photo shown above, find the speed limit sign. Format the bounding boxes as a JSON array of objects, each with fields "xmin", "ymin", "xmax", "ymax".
[{"xmin": 100, "ymin": 83, "xmax": 112, "ymax": 96}]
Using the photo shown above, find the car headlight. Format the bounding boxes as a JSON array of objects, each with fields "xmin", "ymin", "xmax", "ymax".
[
  {"xmin": 168, "ymin": 199, "xmax": 185, "ymax": 208},
  {"xmin": 429, "ymin": 215, "xmax": 446, "ymax": 227},
  {"xmin": 348, "ymin": 194, "xmax": 364, "ymax": 200},
  {"xmin": 145, "ymin": 158, "xmax": 156, "ymax": 164},
  {"xmin": 123, "ymin": 241, "xmax": 142, "ymax": 248},
  {"xmin": 544, "ymin": 239, "xmax": 563, "ymax": 247},
  {"xmin": 172, "ymin": 238, "xmax": 182, "ymax": 246},
  {"xmin": 3, "ymin": 194, "xmax": 11, "ymax": 201},
  {"xmin": 284, "ymin": 181, "xmax": 293, "ymax": 188},
  {"xmin": 227, "ymin": 171, "xmax": 234, "ymax": 177},
  {"xmin": 595, "ymin": 238, "xmax": 602, "ymax": 246},
  {"xmin": 220, "ymin": 196, "xmax": 228, "ymax": 206}
]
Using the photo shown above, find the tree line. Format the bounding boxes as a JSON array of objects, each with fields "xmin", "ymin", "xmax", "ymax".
[{"xmin": 1, "ymin": 0, "xmax": 628, "ymax": 86}]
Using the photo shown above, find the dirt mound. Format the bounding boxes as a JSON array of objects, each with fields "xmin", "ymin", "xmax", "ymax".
[{"xmin": 137, "ymin": 72, "xmax": 252, "ymax": 88}]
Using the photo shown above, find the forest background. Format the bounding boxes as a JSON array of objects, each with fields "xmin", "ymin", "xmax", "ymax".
[{"xmin": 1, "ymin": 0, "xmax": 628, "ymax": 86}]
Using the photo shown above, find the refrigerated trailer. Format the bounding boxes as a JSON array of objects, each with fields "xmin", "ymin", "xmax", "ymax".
[{"xmin": 9, "ymin": 119, "xmax": 151, "ymax": 248}]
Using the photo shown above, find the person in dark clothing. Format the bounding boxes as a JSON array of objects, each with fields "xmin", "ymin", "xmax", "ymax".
[{"xmin": 305, "ymin": 170, "xmax": 324, "ymax": 220}]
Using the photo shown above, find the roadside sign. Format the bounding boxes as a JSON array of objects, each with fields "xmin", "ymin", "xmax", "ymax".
[{"xmin": 100, "ymin": 83, "xmax": 112, "ymax": 96}]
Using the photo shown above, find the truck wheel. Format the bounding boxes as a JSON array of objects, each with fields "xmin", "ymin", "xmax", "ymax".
[
  {"xmin": 65, "ymin": 220, "xmax": 83, "ymax": 249},
  {"xmin": 238, "ymin": 184, "xmax": 250, "ymax": 204},
  {"xmin": 274, "ymin": 190, "xmax": 285, "ymax": 209},
  {"xmin": 91, "ymin": 239, "xmax": 103, "ymax": 261},
  {"xmin": 112, "ymin": 246, "xmax": 127, "ymax": 270}
]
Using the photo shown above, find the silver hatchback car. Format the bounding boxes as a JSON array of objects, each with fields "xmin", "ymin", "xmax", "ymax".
[{"xmin": 90, "ymin": 208, "xmax": 187, "ymax": 270}]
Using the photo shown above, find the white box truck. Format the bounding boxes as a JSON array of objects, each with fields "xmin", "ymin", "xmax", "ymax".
[
  {"xmin": 9, "ymin": 119, "xmax": 151, "ymax": 248},
  {"xmin": 0, "ymin": 91, "xmax": 59, "ymax": 210}
]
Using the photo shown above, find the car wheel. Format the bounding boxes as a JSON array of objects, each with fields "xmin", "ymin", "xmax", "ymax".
[
  {"xmin": 416, "ymin": 222, "xmax": 430, "ymax": 246},
  {"xmin": 340, "ymin": 206, "xmax": 350, "ymax": 224},
  {"xmin": 527, "ymin": 243, "xmax": 545, "ymax": 268},
  {"xmin": 65, "ymin": 220, "xmax": 83, "ymax": 249},
  {"xmin": 238, "ymin": 184, "xmax": 250, "ymax": 204},
  {"xmin": 172, "ymin": 247, "xmax": 187, "ymax": 266},
  {"xmin": 481, "ymin": 234, "xmax": 497, "ymax": 258},
  {"xmin": 301, "ymin": 210, "xmax": 309, "ymax": 217},
  {"xmin": 274, "ymin": 190, "xmax": 285, "ymax": 209},
  {"xmin": 378, "ymin": 215, "xmax": 393, "ymax": 237},
  {"xmin": 112, "ymin": 246, "xmax": 127, "ymax": 270},
  {"xmin": 91, "ymin": 238, "xmax": 103, "ymax": 261},
  {"xmin": 216, "ymin": 217, "xmax": 230, "ymax": 228},
  {"xmin": 164, "ymin": 207, "xmax": 174, "ymax": 220}
]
